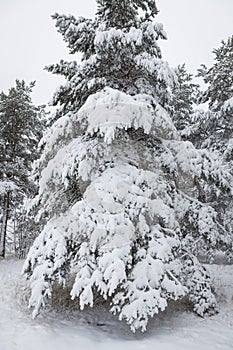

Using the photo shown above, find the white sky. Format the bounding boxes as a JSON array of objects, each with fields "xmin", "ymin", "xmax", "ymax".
[{"xmin": 0, "ymin": 0, "xmax": 232, "ymax": 105}]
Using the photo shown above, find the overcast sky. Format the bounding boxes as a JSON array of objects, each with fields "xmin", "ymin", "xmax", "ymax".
[{"xmin": 0, "ymin": 0, "xmax": 232, "ymax": 105}]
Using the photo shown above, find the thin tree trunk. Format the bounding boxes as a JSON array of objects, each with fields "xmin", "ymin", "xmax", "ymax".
[
  {"xmin": 13, "ymin": 209, "xmax": 17, "ymax": 257},
  {"xmin": 0, "ymin": 192, "xmax": 10, "ymax": 258}
]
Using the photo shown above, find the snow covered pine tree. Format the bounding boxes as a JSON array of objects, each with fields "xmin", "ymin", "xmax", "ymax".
[
  {"xmin": 197, "ymin": 37, "xmax": 233, "ymax": 242},
  {"xmin": 180, "ymin": 37, "xmax": 233, "ymax": 258},
  {"xmin": 0, "ymin": 80, "xmax": 44, "ymax": 258},
  {"xmin": 168, "ymin": 63, "xmax": 200, "ymax": 133},
  {"xmin": 23, "ymin": 0, "xmax": 231, "ymax": 331}
]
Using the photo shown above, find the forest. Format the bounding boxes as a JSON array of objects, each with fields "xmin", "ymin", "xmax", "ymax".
[{"xmin": 0, "ymin": 0, "xmax": 232, "ymax": 348}]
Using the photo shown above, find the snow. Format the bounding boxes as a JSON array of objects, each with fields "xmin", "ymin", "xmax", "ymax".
[
  {"xmin": 0, "ymin": 257, "xmax": 233, "ymax": 349},
  {"xmin": 78, "ymin": 87, "xmax": 178, "ymax": 142},
  {"xmin": 94, "ymin": 21, "xmax": 166, "ymax": 51},
  {"xmin": 0, "ymin": 181, "xmax": 18, "ymax": 195},
  {"xmin": 222, "ymin": 96, "xmax": 233, "ymax": 111}
]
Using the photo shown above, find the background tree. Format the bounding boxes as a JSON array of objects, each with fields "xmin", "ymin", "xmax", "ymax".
[
  {"xmin": 23, "ymin": 0, "xmax": 232, "ymax": 331},
  {"xmin": 0, "ymin": 80, "xmax": 45, "ymax": 257},
  {"xmin": 187, "ymin": 36, "xmax": 233, "ymax": 153},
  {"xmin": 182, "ymin": 37, "xmax": 233, "ymax": 256},
  {"xmin": 198, "ymin": 36, "xmax": 233, "ymax": 112},
  {"xmin": 168, "ymin": 63, "xmax": 200, "ymax": 133}
]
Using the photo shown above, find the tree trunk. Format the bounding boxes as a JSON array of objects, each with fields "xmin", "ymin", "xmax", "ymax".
[{"xmin": 0, "ymin": 192, "xmax": 10, "ymax": 258}]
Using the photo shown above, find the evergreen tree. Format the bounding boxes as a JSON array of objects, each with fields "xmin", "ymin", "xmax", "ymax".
[
  {"xmin": 192, "ymin": 36, "xmax": 233, "ymax": 154},
  {"xmin": 169, "ymin": 63, "xmax": 199, "ymax": 133},
  {"xmin": 183, "ymin": 37, "xmax": 233, "ymax": 254},
  {"xmin": 23, "ymin": 1, "xmax": 232, "ymax": 331},
  {"xmin": 198, "ymin": 36, "xmax": 233, "ymax": 112},
  {"xmin": 0, "ymin": 80, "xmax": 45, "ymax": 257}
]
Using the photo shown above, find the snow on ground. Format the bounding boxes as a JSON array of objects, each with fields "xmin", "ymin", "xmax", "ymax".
[{"xmin": 0, "ymin": 257, "xmax": 232, "ymax": 350}]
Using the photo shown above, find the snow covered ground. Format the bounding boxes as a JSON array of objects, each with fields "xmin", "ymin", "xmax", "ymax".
[{"xmin": 0, "ymin": 257, "xmax": 232, "ymax": 350}]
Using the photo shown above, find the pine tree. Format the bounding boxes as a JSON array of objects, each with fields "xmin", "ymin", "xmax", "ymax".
[
  {"xmin": 169, "ymin": 63, "xmax": 199, "ymax": 133},
  {"xmin": 198, "ymin": 36, "xmax": 233, "ymax": 112},
  {"xmin": 23, "ymin": 1, "xmax": 232, "ymax": 331},
  {"xmin": 183, "ymin": 37, "xmax": 233, "ymax": 254},
  {"xmin": 0, "ymin": 80, "xmax": 45, "ymax": 257},
  {"xmin": 194, "ymin": 36, "xmax": 233, "ymax": 153}
]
